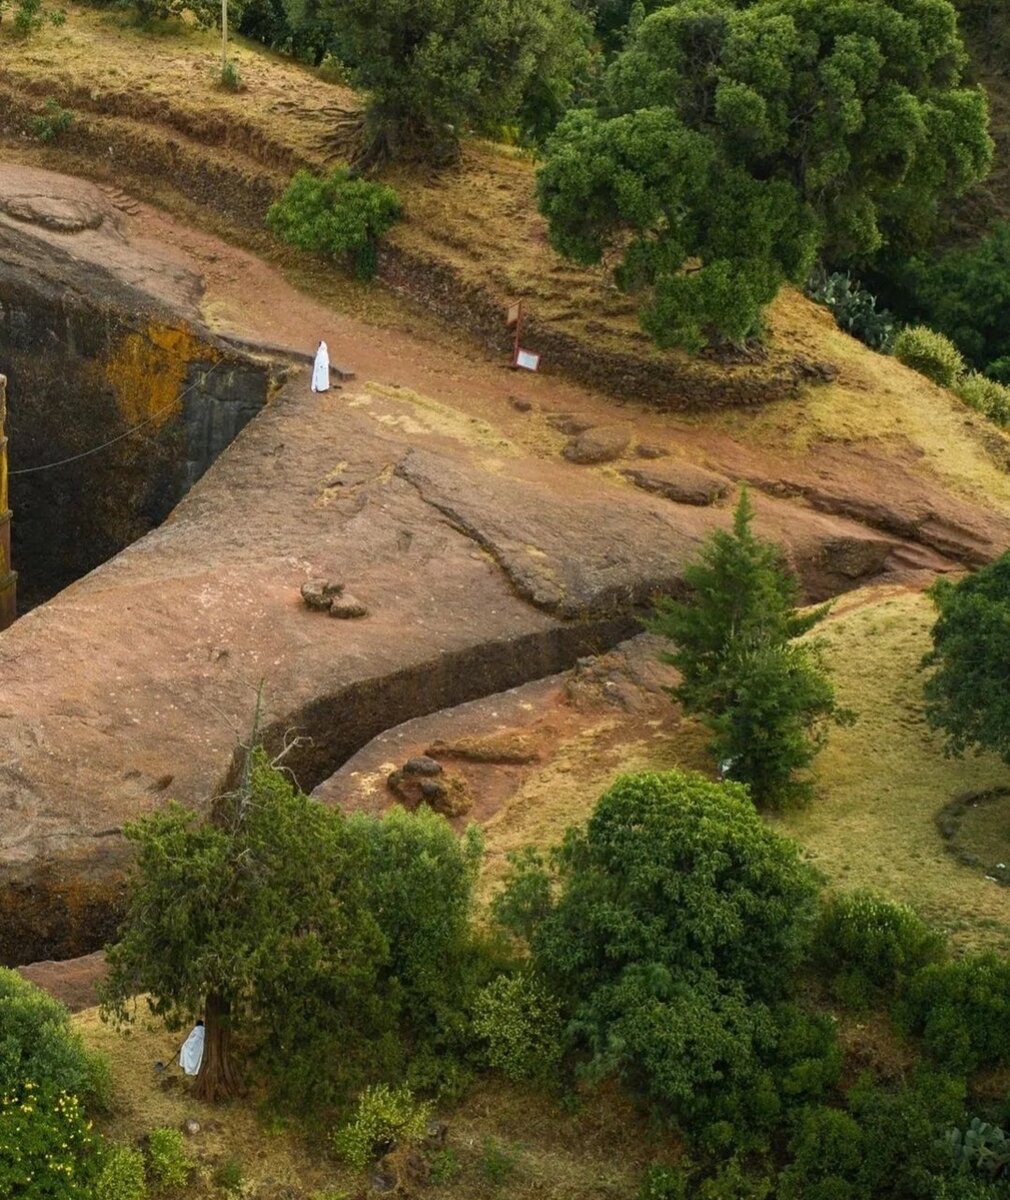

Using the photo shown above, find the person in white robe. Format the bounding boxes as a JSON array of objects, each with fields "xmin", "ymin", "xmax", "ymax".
[
  {"xmin": 179, "ymin": 1020, "xmax": 205, "ymax": 1076},
  {"xmin": 311, "ymin": 340, "xmax": 330, "ymax": 392}
]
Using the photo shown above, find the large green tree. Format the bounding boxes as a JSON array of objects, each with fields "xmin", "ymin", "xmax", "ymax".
[
  {"xmin": 922, "ymin": 554, "xmax": 1010, "ymax": 762},
  {"xmin": 648, "ymin": 490, "xmax": 849, "ymax": 806},
  {"xmin": 537, "ymin": 0, "xmax": 992, "ymax": 350},
  {"xmin": 310, "ymin": 0, "xmax": 592, "ymax": 162},
  {"xmin": 494, "ymin": 771, "xmax": 835, "ymax": 1130},
  {"xmin": 101, "ymin": 751, "xmax": 388, "ymax": 1103}
]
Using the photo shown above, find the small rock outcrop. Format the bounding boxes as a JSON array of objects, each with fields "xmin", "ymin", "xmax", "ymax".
[
  {"xmin": 387, "ymin": 757, "xmax": 472, "ymax": 817},
  {"xmin": 563, "ymin": 424, "xmax": 631, "ymax": 464},
  {"xmin": 301, "ymin": 579, "xmax": 367, "ymax": 618},
  {"xmin": 621, "ymin": 461, "xmax": 732, "ymax": 506}
]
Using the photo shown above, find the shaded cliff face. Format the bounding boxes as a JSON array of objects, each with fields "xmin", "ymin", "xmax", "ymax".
[{"xmin": 0, "ymin": 189, "xmax": 269, "ymax": 609}]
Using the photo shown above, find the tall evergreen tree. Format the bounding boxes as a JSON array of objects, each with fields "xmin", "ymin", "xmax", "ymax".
[{"xmin": 648, "ymin": 490, "xmax": 850, "ymax": 805}]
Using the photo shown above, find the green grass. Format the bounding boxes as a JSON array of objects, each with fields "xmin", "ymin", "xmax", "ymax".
[{"xmin": 778, "ymin": 587, "xmax": 1010, "ymax": 952}]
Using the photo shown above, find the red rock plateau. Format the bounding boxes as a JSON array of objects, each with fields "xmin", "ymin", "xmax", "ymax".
[{"xmin": 3, "ymin": 164, "xmax": 1010, "ymax": 967}]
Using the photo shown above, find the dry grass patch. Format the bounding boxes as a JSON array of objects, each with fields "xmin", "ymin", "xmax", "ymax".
[
  {"xmin": 75, "ymin": 1006, "xmax": 662, "ymax": 1200},
  {"xmin": 780, "ymin": 587, "xmax": 1010, "ymax": 952}
]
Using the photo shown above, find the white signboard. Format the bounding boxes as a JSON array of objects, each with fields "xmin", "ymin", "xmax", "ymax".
[{"xmin": 515, "ymin": 349, "xmax": 540, "ymax": 372}]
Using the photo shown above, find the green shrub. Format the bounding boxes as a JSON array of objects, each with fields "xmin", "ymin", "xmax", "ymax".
[
  {"xmin": 29, "ymin": 97, "xmax": 74, "ymax": 143},
  {"xmin": 212, "ymin": 1157, "xmax": 243, "ymax": 1192},
  {"xmin": 955, "ymin": 372, "xmax": 1010, "ymax": 426},
  {"xmin": 265, "ymin": 169, "xmax": 401, "ymax": 280},
  {"xmin": 332, "ymin": 1084, "xmax": 432, "ymax": 1170},
  {"xmin": 146, "ymin": 1127, "xmax": 191, "ymax": 1190},
  {"xmin": 480, "ymin": 1138, "xmax": 519, "ymax": 1185},
  {"xmin": 428, "ymin": 1147, "xmax": 462, "ymax": 1185},
  {"xmin": 472, "ymin": 971, "xmax": 564, "ymax": 1082},
  {"xmin": 778, "ymin": 1105, "xmax": 866, "ymax": 1200},
  {"xmin": 7, "ymin": 0, "xmax": 66, "ymax": 36},
  {"xmin": 0, "ymin": 969, "xmax": 96, "ymax": 1101},
  {"xmin": 639, "ymin": 1165, "xmax": 688, "ymax": 1200},
  {"xmin": 897, "ymin": 954, "xmax": 1010, "ymax": 1073},
  {"xmin": 0, "ymin": 1082, "xmax": 103, "ymax": 1199},
  {"xmin": 96, "ymin": 1144, "xmax": 147, "ymax": 1200},
  {"xmin": 815, "ymin": 890, "xmax": 945, "ymax": 1009},
  {"xmin": 893, "ymin": 325, "xmax": 966, "ymax": 388},
  {"xmin": 218, "ymin": 60, "xmax": 244, "ymax": 92}
]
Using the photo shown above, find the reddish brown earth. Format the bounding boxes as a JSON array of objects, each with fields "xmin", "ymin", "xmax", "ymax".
[{"xmin": 3, "ymin": 164, "xmax": 1010, "ymax": 969}]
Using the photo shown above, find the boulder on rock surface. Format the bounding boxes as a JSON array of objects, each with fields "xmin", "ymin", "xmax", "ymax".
[
  {"xmin": 563, "ymin": 425, "xmax": 631, "ymax": 464},
  {"xmin": 300, "ymin": 579, "xmax": 332, "ymax": 610},
  {"xmin": 329, "ymin": 593, "xmax": 368, "ymax": 619},
  {"xmin": 387, "ymin": 760, "xmax": 472, "ymax": 817},
  {"xmin": 621, "ymin": 461, "xmax": 731, "ymax": 506}
]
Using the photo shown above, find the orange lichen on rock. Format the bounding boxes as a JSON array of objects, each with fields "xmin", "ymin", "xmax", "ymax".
[{"xmin": 105, "ymin": 322, "xmax": 219, "ymax": 427}]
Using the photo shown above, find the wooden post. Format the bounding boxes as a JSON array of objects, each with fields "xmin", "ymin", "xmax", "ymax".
[
  {"xmin": 221, "ymin": 0, "xmax": 228, "ymax": 76},
  {"xmin": 0, "ymin": 374, "xmax": 17, "ymax": 631}
]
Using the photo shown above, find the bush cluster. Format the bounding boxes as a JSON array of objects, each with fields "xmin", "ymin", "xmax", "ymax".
[
  {"xmin": 332, "ymin": 1084, "xmax": 433, "ymax": 1170},
  {"xmin": 0, "ymin": 1082, "xmax": 102, "ymax": 1200},
  {"xmin": 471, "ymin": 971, "xmax": 564, "ymax": 1083},
  {"xmin": 896, "ymin": 953, "xmax": 1010, "ymax": 1073},
  {"xmin": 893, "ymin": 326, "xmax": 966, "ymax": 388},
  {"xmin": 955, "ymin": 372, "xmax": 1010, "ymax": 426},
  {"xmin": 815, "ymin": 890, "xmax": 945, "ymax": 1009},
  {"xmin": 145, "ymin": 1128, "xmax": 191, "ymax": 1190},
  {"xmin": 95, "ymin": 1144, "xmax": 147, "ymax": 1200},
  {"xmin": 266, "ymin": 169, "xmax": 402, "ymax": 280}
]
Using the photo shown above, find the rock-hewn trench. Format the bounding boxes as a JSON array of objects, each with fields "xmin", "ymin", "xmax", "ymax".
[{"xmin": 0, "ymin": 220, "xmax": 271, "ymax": 610}]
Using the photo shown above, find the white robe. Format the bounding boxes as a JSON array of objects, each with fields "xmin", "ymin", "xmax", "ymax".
[
  {"xmin": 311, "ymin": 341, "xmax": 330, "ymax": 392},
  {"xmin": 179, "ymin": 1024, "xmax": 205, "ymax": 1076}
]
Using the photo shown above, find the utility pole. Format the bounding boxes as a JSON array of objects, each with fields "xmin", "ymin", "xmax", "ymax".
[{"xmin": 0, "ymin": 375, "xmax": 17, "ymax": 631}]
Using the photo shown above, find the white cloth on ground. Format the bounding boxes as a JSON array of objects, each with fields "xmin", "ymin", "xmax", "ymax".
[
  {"xmin": 311, "ymin": 341, "xmax": 330, "ymax": 392},
  {"xmin": 179, "ymin": 1023, "xmax": 205, "ymax": 1076}
]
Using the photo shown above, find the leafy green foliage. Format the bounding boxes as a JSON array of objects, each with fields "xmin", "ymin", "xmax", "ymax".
[
  {"xmin": 29, "ymin": 98, "xmax": 74, "ymax": 143},
  {"xmin": 648, "ymin": 490, "xmax": 848, "ymax": 808},
  {"xmin": 805, "ymin": 268, "xmax": 894, "ymax": 352},
  {"xmin": 1, "ymin": 0, "xmax": 65, "ymax": 35},
  {"xmin": 922, "ymin": 557, "xmax": 1010, "ymax": 763},
  {"xmin": 893, "ymin": 224, "xmax": 1010, "ymax": 375},
  {"xmin": 304, "ymin": 0, "xmax": 592, "ymax": 162},
  {"xmin": 472, "ymin": 971, "xmax": 564, "ymax": 1082},
  {"xmin": 266, "ymin": 169, "xmax": 402, "ymax": 280},
  {"xmin": 896, "ymin": 953, "xmax": 1010, "ymax": 1073},
  {"xmin": 495, "ymin": 771, "xmax": 833, "ymax": 1136},
  {"xmin": 779, "ymin": 1073, "xmax": 966, "ymax": 1200},
  {"xmin": 893, "ymin": 325, "xmax": 967, "ymax": 388},
  {"xmin": 332, "ymin": 1084, "xmax": 432, "ymax": 1170},
  {"xmin": 212, "ymin": 1157, "xmax": 244, "ymax": 1193},
  {"xmin": 219, "ymin": 60, "xmax": 244, "ymax": 92},
  {"xmin": 0, "ymin": 1083, "xmax": 102, "ymax": 1200},
  {"xmin": 537, "ymin": 0, "xmax": 991, "ymax": 350},
  {"xmin": 104, "ymin": 753, "xmax": 486, "ymax": 1115},
  {"xmin": 955, "ymin": 372, "xmax": 1010, "ymax": 426},
  {"xmin": 95, "ymin": 1144, "xmax": 147, "ymax": 1200},
  {"xmin": 146, "ymin": 1128, "xmax": 190, "ymax": 1190},
  {"xmin": 101, "ymin": 750, "xmax": 389, "ymax": 1104},
  {"xmin": 0, "ymin": 970, "xmax": 98, "ymax": 1104},
  {"xmin": 815, "ymin": 890, "xmax": 945, "ymax": 1009},
  {"xmin": 639, "ymin": 1165, "xmax": 688, "ymax": 1200}
]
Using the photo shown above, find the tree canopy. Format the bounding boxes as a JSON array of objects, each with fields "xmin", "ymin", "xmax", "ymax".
[
  {"xmin": 494, "ymin": 770, "xmax": 833, "ymax": 1131},
  {"xmin": 101, "ymin": 750, "xmax": 484, "ymax": 1109},
  {"xmin": 537, "ymin": 0, "xmax": 993, "ymax": 349},
  {"xmin": 922, "ymin": 554, "xmax": 1010, "ymax": 762},
  {"xmin": 309, "ymin": 0, "xmax": 593, "ymax": 162}
]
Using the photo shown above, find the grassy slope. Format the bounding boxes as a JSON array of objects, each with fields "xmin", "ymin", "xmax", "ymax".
[{"xmin": 76, "ymin": 1005, "xmax": 658, "ymax": 1199}]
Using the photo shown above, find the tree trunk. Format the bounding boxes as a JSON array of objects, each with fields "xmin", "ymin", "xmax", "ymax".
[{"xmin": 194, "ymin": 992, "xmax": 241, "ymax": 1103}]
